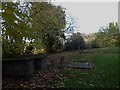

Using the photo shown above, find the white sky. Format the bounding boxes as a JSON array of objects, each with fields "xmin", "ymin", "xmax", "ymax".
[{"xmin": 52, "ymin": 1, "xmax": 118, "ymax": 34}]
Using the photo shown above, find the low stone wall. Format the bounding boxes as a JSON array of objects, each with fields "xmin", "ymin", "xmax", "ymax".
[
  {"xmin": 2, "ymin": 54, "xmax": 48, "ymax": 80},
  {"xmin": 34, "ymin": 58, "xmax": 47, "ymax": 70},
  {"xmin": 34, "ymin": 54, "xmax": 48, "ymax": 70},
  {"xmin": 2, "ymin": 58, "xmax": 34, "ymax": 80}
]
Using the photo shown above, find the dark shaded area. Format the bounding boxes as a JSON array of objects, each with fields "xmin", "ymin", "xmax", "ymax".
[
  {"xmin": 2, "ymin": 67, "xmax": 66, "ymax": 88},
  {"xmin": 2, "ymin": 54, "xmax": 48, "ymax": 80}
]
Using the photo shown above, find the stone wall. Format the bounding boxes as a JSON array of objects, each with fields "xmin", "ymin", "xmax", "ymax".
[
  {"xmin": 2, "ymin": 58, "xmax": 34, "ymax": 80},
  {"xmin": 2, "ymin": 54, "xmax": 48, "ymax": 80},
  {"xmin": 34, "ymin": 58, "xmax": 47, "ymax": 71}
]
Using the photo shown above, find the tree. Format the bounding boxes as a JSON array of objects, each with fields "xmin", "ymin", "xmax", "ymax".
[
  {"xmin": 30, "ymin": 2, "xmax": 66, "ymax": 53},
  {"xmin": 1, "ymin": 2, "xmax": 65, "ymax": 57},
  {"xmin": 2, "ymin": 2, "xmax": 31, "ymax": 42},
  {"xmin": 64, "ymin": 33, "xmax": 85, "ymax": 51},
  {"xmin": 1, "ymin": 2, "xmax": 33, "ymax": 58},
  {"xmin": 95, "ymin": 22, "xmax": 119, "ymax": 48},
  {"xmin": 1, "ymin": 1, "xmax": 67, "ymax": 57},
  {"xmin": 90, "ymin": 39, "xmax": 99, "ymax": 48}
]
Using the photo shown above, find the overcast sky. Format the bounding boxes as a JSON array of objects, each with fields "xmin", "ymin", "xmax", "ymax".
[{"xmin": 52, "ymin": 2, "xmax": 118, "ymax": 34}]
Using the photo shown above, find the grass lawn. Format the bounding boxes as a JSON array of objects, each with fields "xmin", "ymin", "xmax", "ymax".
[{"xmin": 47, "ymin": 46, "xmax": 119, "ymax": 88}]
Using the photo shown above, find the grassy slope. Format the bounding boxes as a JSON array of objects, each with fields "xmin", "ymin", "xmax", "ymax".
[{"xmin": 47, "ymin": 47, "xmax": 119, "ymax": 88}]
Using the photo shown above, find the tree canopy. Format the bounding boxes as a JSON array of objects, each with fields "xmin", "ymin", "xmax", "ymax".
[
  {"xmin": 1, "ymin": 2, "xmax": 66, "ymax": 58},
  {"xmin": 1, "ymin": 2, "xmax": 32, "ymax": 57},
  {"xmin": 64, "ymin": 33, "xmax": 85, "ymax": 51},
  {"xmin": 30, "ymin": 2, "xmax": 66, "ymax": 53},
  {"xmin": 93, "ymin": 22, "xmax": 120, "ymax": 48}
]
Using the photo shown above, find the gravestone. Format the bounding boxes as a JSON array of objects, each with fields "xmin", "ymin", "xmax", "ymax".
[
  {"xmin": 59, "ymin": 53, "xmax": 93, "ymax": 69},
  {"xmin": 78, "ymin": 45, "xmax": 83, "ymax": 54},
  {"xmin": 61, "ymin": 61, "xmax": 93, "ymax": 69},
  {"xmin": 34, "ymin": 54, "xmax": 48, "ymax": 71},
  {"xmin": 60, "ymin": 55, "xmax": 65, "ymax": 66},
  {"xmin": 69, "ymin": 61, "xmax": 93, "ymax": 69}
]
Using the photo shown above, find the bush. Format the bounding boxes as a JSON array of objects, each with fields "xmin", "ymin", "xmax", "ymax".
[{"xmin": 2, "ymin": 39, "xmax": 34, "ymax": 58}]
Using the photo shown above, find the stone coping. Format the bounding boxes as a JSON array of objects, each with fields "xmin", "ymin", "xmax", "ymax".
[{"xmin": 2, "ymin": 54, "xmax": 48, "ymax": 62}]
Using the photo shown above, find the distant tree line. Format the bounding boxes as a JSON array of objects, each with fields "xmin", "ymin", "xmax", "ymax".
[
  {"xmin": 63, "ymin": 33, "xmax": 85, "ymax": 51},
  {"xmin": 63, "ymin": 22, "xmax": 120, "ymax": 52},
  {"xmin": 91, "ymin": 22, "xmax": 120, "ymax": 48}
]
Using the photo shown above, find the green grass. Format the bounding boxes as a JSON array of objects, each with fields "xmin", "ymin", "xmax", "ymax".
[
  {"xmin": 84, "ymin": 46, "xmax": 120, "ymax": 54},
  {"xmin": 57, "ymin": 47, "xmax": 119, "ymax": 88}
]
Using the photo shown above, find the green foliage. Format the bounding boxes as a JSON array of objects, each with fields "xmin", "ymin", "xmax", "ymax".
[
  {"xmin": 1, "ymin": 2, "xmax": 33, "ymax": 58},
  {"xmin": 95, "ymin": 22, "xmax": 119, "ymax": 48},
  {"xmin": 90, "ymin": 39, "xmax": 99, "ymax": 48},
  {"xmin": 2, "ymin": 37, "xmax": 34, "ymax": 58},
  {"xmin": 2, "ymin": 2, "xmax": 31, "ymax": 42},
  {"xmin": 2, "ymin": 38, "xmax": 25, "ymax": 58},
  {"xmin": 24, "ymin": 44, "xmax": 34, "ymax": 55},
  {"xmin": 64, "ymin": 33, "xmax": 85, "ymax": 51},
  {"xmin": 2, "ymin": 2, "xmax": 66, "ymax": 57},
  {"xmin": 31, "ymin": 2, "xmax": 66, "ymax": 53}
]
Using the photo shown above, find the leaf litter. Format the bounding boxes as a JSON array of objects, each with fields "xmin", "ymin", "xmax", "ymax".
[{"xmin": 3, "ymin": 67, "xmax": 66, "ymax": 88}]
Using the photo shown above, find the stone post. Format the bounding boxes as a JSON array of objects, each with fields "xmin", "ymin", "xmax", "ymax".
[{"xmin": 60, "ymin": 55, "xmax": 65, "ymax": 66}]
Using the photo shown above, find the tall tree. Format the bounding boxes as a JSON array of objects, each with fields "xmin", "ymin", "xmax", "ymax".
[
  {"xmin": 31, "ymin": 2, "xmax": 66, "ymax": 53},
  {"xmin": 1, "ymin": 1, "xmax": 66, "ymax": 57}
]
